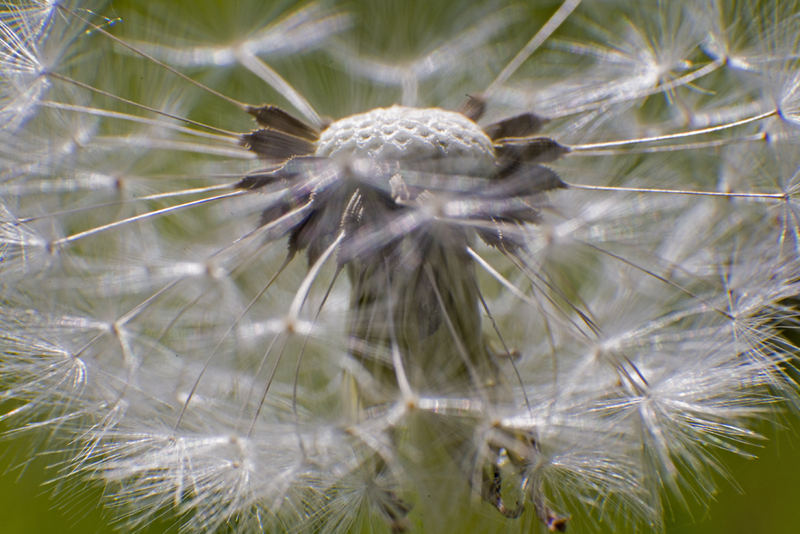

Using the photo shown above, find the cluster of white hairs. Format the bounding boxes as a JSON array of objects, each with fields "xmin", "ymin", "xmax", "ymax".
[{"xmin": 2, "ymin": 0, "xmax": 800, "ymax": 532}]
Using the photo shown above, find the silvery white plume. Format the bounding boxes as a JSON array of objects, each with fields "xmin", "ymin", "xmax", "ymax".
[{"xmin": 2, "ymin": 1, "xmax": 800, "ymax": 532}]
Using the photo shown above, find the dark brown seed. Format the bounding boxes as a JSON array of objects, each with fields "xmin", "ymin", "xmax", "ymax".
[
  {"xmin": 495, "ymin": 137, "xmax": 570, "ymax": 170},
  {"xmin": 457, "ymin": 93, "xmax": 486, "ymax": 121},
  {"xmin": 240, "ymin": 128, "xmax": 316, "ymax": 160},
  {"xmin": 246, "ymin": 105, "xmax": 319, "ymax": 141},
  {"xmin": 483, "ymin": 112, "xmax": 549, "ymax": 140}
]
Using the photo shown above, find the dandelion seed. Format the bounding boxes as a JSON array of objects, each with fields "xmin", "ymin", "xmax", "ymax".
[{"xmin": 2, "ymin": 1, "xmax": 800, "ymax": 533}]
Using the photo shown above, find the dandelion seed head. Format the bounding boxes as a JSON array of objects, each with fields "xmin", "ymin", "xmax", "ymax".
[{"xmin": 3, "ymin": 0, "xmax": 800, "ymax": 532}]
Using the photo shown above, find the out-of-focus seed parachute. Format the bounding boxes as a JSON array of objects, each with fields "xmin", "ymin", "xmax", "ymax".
[{"xmin": 1, "ymin": 1, "xmax": 800, "ymax": 532}]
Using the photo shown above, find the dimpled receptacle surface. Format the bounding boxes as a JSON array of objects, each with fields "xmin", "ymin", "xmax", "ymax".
[{"xmin": 316, "ymin": 105, "xmax": 496, "ymax": 175}]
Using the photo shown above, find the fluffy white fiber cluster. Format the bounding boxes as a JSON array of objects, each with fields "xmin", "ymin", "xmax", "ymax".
[{"xmin": 2, "ymin": 0, "xmax": 800, "ymax": 532}]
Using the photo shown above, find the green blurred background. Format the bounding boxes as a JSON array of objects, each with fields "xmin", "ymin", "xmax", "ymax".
[
  {"xmin": 2, "ymin": 0, "xmax": 799, "ymax": 532},
  {"xmin": 3, "ymin": 414, "xmax": 799, "ymax": 532}
]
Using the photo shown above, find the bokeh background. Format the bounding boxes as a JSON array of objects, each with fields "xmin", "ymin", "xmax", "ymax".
[
  {"xmin": 3, "ymin": 415, "xmax": 799, "ymax": 532},
  {"xmin": 2, "ymin": 0, "xmax": 799, "ymax": 532}
]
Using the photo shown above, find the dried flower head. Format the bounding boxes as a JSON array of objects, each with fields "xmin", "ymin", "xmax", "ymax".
[{"xmin": 1, "ymin": 1, "xmax": 800, "ymax": 532}]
